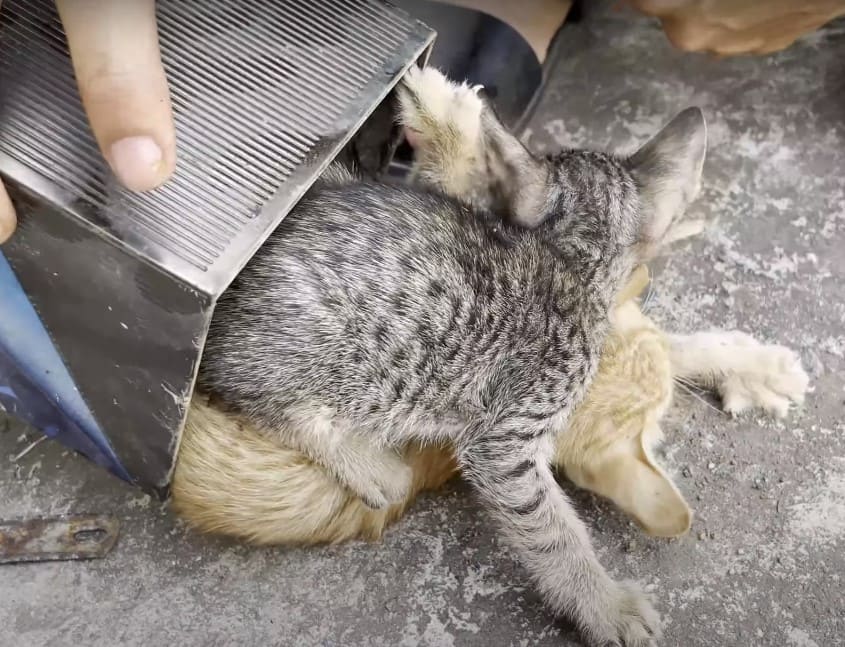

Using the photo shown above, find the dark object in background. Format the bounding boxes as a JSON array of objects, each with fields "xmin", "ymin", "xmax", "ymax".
[{"xmin": 394, "ymin": 0, "xmax": 583, "ymax": 132}]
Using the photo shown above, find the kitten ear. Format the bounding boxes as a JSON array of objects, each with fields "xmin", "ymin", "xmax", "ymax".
[
  {"xmin": 566, "ymin": 436, "xmax": 693, "ymax": 539},
  {"xmin": 479, "ymin": 108, "xmax": 551, "ymax": 228},
  {"xmin": 626, "ymin": 107, "xmax": 707, "ymax": 245},
  {"xmin": 590, "ymin": 450, "xmax": 692, "ymax": 539}
]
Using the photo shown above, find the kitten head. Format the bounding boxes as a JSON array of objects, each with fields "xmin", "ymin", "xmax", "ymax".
[
  {"xmin": 467, "ymin": 104, "xmax": 707, "ymax": 268},
  {"xmin": 399, "ymin": 69, "xmax": 707, "ymax": 267}
]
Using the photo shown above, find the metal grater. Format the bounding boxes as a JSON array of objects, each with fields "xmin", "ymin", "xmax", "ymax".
[{"xmin": 0, "ymin": 0, "xmax": 434, "ymax": 492}]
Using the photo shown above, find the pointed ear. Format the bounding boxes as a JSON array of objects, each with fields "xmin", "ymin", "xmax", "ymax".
[
  {"xmin": 562, "ymin": 428, "xmax": 693, "ymax": 539},
  {"xmin": 593, "ymin": 450, "xmax": 692, "ymax": 538},
  {"xmin": 479, "ymin": 107, "xmax": 551, "ymax": 228},
  {"xmin": 626, "ymin": 107, "xmax": 707, "ymax": 245}
]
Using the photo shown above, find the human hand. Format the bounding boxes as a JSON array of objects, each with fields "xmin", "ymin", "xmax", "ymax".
[
  {"xmin": 0, "ymin": 0, "xmax": 175, "ymax": 243},
  {"xmin": 625, "ymin": 0, "xmax": 845, "ymax": 56}
]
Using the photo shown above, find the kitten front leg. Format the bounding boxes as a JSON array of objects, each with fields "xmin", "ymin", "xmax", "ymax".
[
  {"xmin": 668, "ymin": 331, "xmax": 809, "ymax": 417},
  {"xmin": 459, "ymin": 430, "xmax": 661, "ymax": 646},
  {"xmin": 279, "ymin": 408, "xmax": 413, "ymax": 510}
]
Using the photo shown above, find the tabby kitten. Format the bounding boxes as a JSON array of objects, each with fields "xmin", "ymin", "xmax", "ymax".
[
  {"xmin": 197, "ymin": 65, "xmax": 708, "ymax": 646},
  {"xmin": 396, "ymin": 68, "xmax": 809, "ymax": 539}
]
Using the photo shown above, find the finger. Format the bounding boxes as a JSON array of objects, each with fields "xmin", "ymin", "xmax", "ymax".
[
  {"xmin": 1, "ymin": 0, "xmax": 18, "ymax": 244},
  {"xmin": 0, "ymin": 180, "xmax": 16, "ymax": 244},
  {"xmin": 55, "ymin": 0, "xmax": 175, "ymax": 192}
]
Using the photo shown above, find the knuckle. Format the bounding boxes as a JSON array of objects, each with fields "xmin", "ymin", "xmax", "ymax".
[{"xmin": 77, "ymin": 64, "xmax": 138, "ymax": 105}]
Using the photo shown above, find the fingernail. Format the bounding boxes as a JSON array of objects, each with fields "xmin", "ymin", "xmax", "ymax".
[{"xmin": 109, "ymin": 136, "xmax": 164, "ymax": 192}]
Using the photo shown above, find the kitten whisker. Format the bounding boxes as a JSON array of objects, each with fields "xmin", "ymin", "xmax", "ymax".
[
  {"xmin": 639, "ymin": 282, "xmax": 656, "ymax": 314},
  {"xmin": 673, "ymin": 378, "xmax": 723, "ymax": 415}
]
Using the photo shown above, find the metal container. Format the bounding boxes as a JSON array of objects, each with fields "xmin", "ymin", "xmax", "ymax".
[{"xmin": 0, "ymin": 0, "xmax": 434, "ymax": 493}]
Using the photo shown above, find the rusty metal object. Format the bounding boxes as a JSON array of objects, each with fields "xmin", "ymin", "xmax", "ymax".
[{"xmin": 0, "ymin": 515, "xmax": 119, "ymax": 564}]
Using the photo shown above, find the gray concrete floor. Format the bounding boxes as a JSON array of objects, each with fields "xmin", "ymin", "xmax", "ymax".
[{"xmin": 2, "ymin": 8, "xmax": 844, "ymax": 647}]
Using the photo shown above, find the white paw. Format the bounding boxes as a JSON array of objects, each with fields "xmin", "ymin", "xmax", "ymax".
[
  {"xmin": 717, "ymin": 338, "xmax": 809, "ymax": 418},
  {"xmin": 582, "ymin": 580, "xmax": 662, "ymax": 647},
  {"xmin": 397, "ymin": 65, "xmax": 485, "ymax": 149},
  {"xmin": 341, "ymin": 452, "xmax": 414, "ymax": 510}
]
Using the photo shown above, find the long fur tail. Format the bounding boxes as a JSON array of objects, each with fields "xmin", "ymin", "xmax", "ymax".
[{"xmin": 170, "ymin": 396, "xmax": 458, "ymax": 545}]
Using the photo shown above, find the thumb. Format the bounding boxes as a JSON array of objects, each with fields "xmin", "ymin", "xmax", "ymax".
[
  {"xmin": 0, "ymin": 0, "xmax": 13, "ymax": 244},
  {"xmin": 0, "ymin": 180, "xmax": 16, "ymax": 244},
  {"xmin": 55, "ymin": 0, "xmax": 175, "ymax": 192}
]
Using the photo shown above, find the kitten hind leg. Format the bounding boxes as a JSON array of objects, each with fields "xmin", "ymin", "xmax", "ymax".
[
  {"xmin": 668, "ymin": 331, "xmax": 809, "ymax": 418},
  {"xmin": 323, "ymin": 435, "xmax": 415, "ymax": 510},
  {"xmin": 172, "ymin": 397, "xmax": 458, "ymax": 545},
  {"xmin": 460, "ymin": 430, "xmax": 661, "ymax": 646},
  {"xmin": 660, "ymin": 218, "xmax": 707, "ymax": 247},
  {"xmin": 279, "ymin": 407, "xmax": 414, "ymax": 510}
]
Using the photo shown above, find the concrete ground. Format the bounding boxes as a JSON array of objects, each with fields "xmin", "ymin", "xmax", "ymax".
[{"xmin": 2, "ymin": 7, "xmax": 844, "ymax": 647}]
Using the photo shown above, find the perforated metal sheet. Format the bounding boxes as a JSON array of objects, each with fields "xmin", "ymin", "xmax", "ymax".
[{"xmin": 0, "ymin": 0, "xmax": 433, "ymax": 295}]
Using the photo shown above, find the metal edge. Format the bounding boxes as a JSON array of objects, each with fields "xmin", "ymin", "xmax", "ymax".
[
  {"xmin": 0, "ymin": 153, "xmax": 215, "ymax": 300},
  {"xmin": 196, "ymin": 26, "xmax": 437, "ymax": 299},
  {"xmin": 0, "ymin": 514, "xmax": 120, "ymax": 564}
]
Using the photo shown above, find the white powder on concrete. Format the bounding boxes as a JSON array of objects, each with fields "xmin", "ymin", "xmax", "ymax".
[{"xmin": 788, "ymin": 459, "xmax": 845, "ymax": 549}]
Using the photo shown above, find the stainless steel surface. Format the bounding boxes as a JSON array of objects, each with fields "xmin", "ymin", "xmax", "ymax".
[
  {"xmin": 0, "ymin": 0, "xmax": 433, "ymax": 295},
  {"xmin": 0, "ymin": 0, "xmax": 435, "ymax": 490}
]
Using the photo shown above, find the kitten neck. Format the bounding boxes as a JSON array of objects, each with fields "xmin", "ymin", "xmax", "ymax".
[{"xmin": 541, "ymin": 233, "xmax": 637, "ymax": 315}]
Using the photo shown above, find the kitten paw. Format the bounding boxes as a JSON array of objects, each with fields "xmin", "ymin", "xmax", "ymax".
[
  {"xmin": 716, "ymin": 335, "xmax": 809, "ymax": 418},
  {"xmin": 582, "ymin": 580, "xmax": 662, "ymax": 647},
  {"xmin": 397, "ymin": 65, "xmax": 484, "ymax": 150},
  {"xmin": 342, "ymin": 452, "xmax": 414, "ymax": 510}
]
